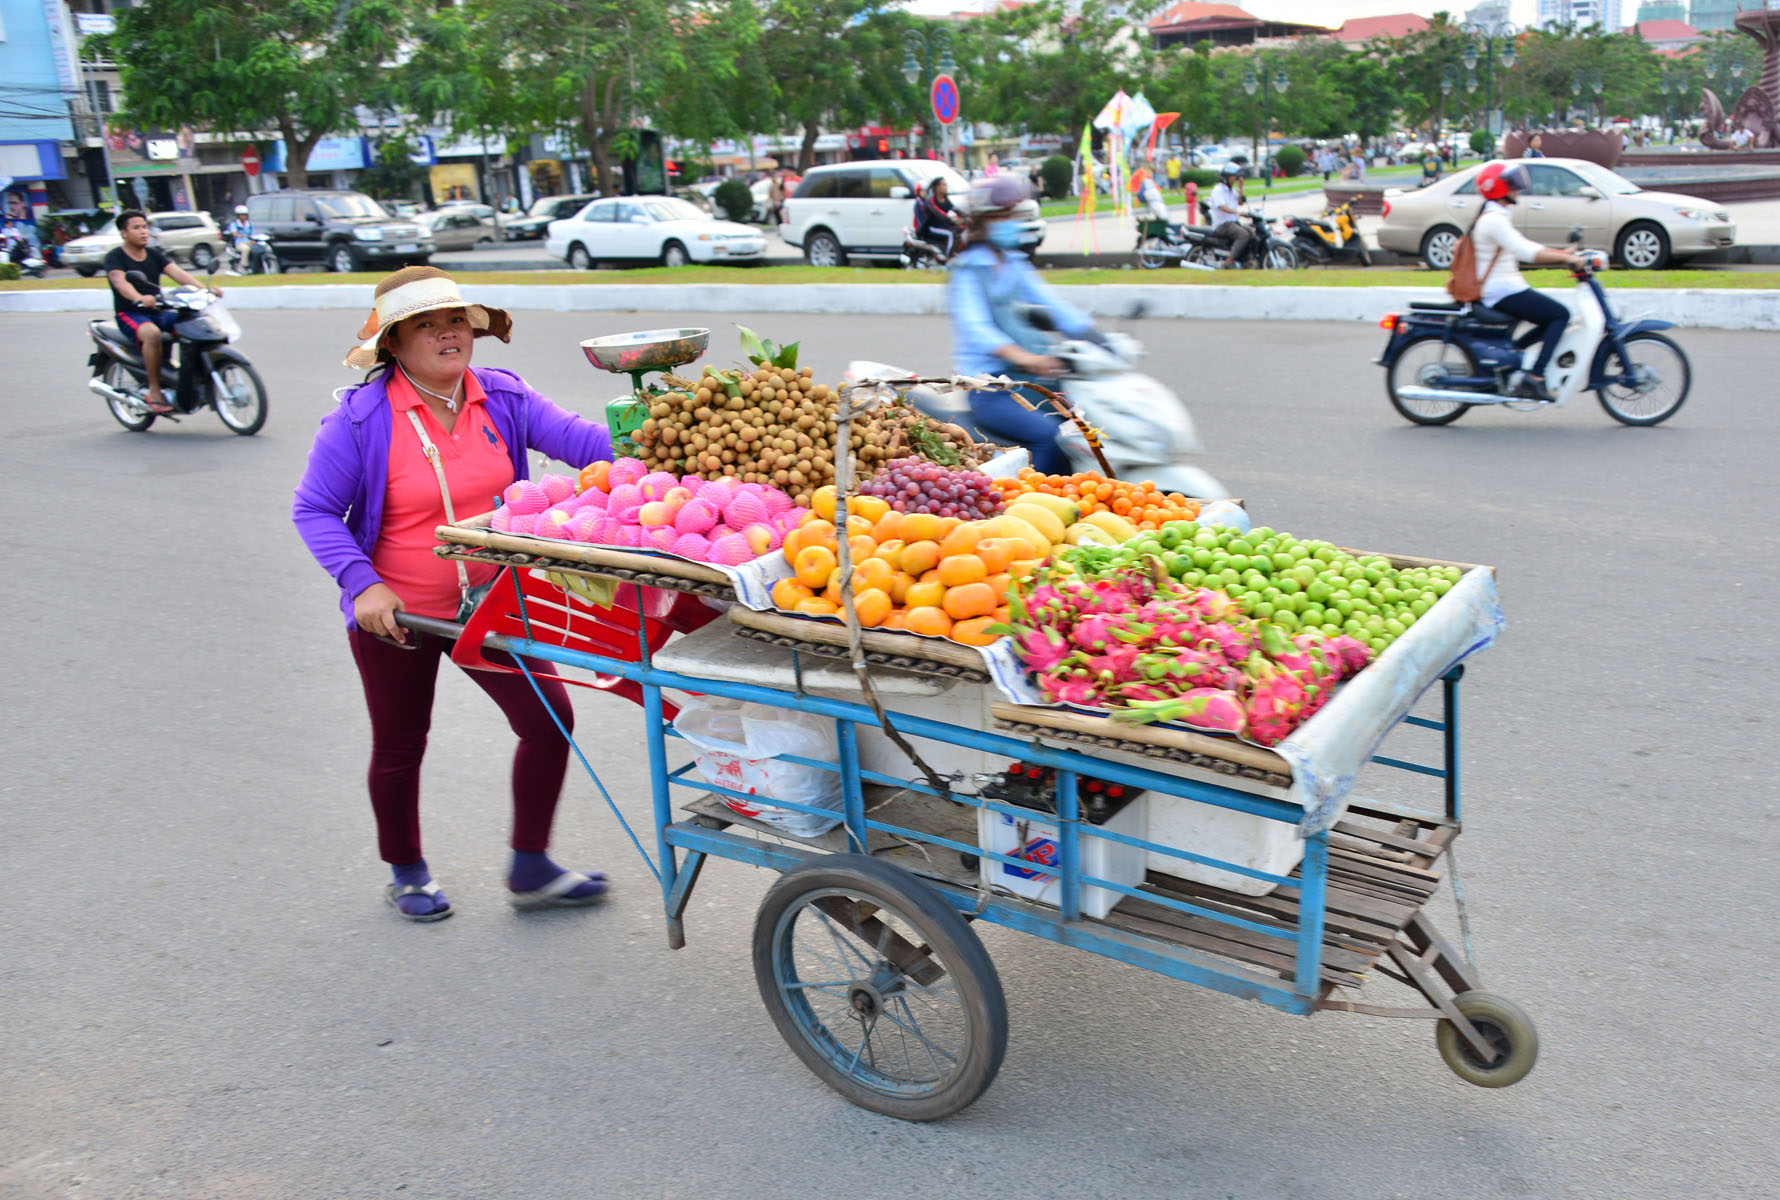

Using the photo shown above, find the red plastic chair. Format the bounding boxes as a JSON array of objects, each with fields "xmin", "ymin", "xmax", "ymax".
[{"xmin": 450, "ymin": 568, "xmax": 718, "ymax": 718}]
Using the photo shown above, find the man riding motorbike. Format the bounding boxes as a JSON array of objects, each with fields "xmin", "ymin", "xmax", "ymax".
[
  {"xmin": 223, "ymin": 204, "xmax": 255, "ymax": 274},
  {"xmin": 104, "ymin": 208, "xmax": 223, "ymax": 414},
  {"xmin": 1468, "ymin": 161, "xmax": 1585, "ymax": 401},
  {"xmin": 948, "ymin": 176, "xmax": 1106, "ymax": 474},
  {"xmin": 914, "ymin": 177, "xmax": 963, "ymax": 260},
  {"xmin": 1208, "ymin": 161, "xmax": 1250, "ymax": 269}
]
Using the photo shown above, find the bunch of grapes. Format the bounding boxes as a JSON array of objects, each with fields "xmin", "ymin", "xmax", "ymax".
[{"xmin": 858, "ymin": 458, "xmax": 1005, "ymax": 519}]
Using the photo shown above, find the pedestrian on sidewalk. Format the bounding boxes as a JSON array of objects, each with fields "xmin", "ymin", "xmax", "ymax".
[{"xmin": 292, "ymin": 266, "xmax": 616, "ymax": 923}]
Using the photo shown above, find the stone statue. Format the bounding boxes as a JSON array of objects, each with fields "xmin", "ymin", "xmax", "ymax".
[{"xmin": 1700, "ymin": 8, "xmax": 1779, "ymax": 150}]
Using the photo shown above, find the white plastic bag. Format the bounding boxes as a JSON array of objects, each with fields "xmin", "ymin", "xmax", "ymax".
[{"xmin": 672, "ymin": 697, "xmax": 843, "ymax": 836}]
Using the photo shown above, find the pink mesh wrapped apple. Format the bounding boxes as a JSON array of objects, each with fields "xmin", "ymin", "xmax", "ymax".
[{"xmin": 502, "ymin": 481, "xmax": 549, "ymax": 515}]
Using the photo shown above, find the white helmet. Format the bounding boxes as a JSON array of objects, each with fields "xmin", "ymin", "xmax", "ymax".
[{"xmin": 234, "ymin": 204, "xmax": 249, "ymax": 215}]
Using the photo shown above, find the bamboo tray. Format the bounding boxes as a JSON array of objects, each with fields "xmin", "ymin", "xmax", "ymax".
[
  {"xmin": 726, "ymin": 606, "xmax": 992, "ymax": 683},
  {"xmin": 434, "ymin": 513, "xmax": 736, "ymax": 600},
  {"xmin": 990, "ymin": 702, "xmax": 1294, "ymax": 788}
]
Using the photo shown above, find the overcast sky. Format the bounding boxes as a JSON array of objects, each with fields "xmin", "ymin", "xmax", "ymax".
[{"xmin": 902, "ymin": 1, "xmax": 1543, "ymax": 23}]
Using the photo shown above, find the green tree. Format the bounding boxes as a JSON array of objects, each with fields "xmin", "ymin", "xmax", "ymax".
[{"xmin": 101, "ymin": 0, "xmax": 418, "ymax": 188}]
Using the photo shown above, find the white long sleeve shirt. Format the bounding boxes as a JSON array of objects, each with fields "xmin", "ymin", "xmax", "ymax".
[
  {"xmin": 1209, "ymin": 182, "xmax": 1243, "ymax": 225},
  {"xmin": 1472, "ymin": 200, "xmax": 1546, "ymax": 307}
]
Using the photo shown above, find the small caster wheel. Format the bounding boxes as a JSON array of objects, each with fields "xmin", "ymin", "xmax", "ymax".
[
  {"xmin": 753, "ymin": 854, "xmax": 1007, "ymax": 1120},
  {"xmin": 1436, "ymin": 991, "xmax": 1538, "ymax": 1088}
]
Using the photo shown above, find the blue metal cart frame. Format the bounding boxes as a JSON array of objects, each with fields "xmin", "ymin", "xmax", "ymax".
[{"xmin": 403, "ymin": 581, "xmax": 1535, "ymax": 1119}]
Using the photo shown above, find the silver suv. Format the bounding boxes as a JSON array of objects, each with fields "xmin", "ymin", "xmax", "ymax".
[
  {"xmin": 781, "ymin": 160, "xmax": 1045, "ymax": 266},
  {"xmin": 62, "ymin": 211, "xmax": 225, "ymax": 276}
]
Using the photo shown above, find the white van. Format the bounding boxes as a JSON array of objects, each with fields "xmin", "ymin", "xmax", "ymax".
[{"xmin": 781, "ymin": 160, "xmax": 1045, "ymax": 266}]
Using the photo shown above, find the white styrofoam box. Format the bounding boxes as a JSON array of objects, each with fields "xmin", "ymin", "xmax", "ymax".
[
  {"xmin": 812, "ymin": 678, "xmax": 1002, "ymax": 786},
  {"xmin": 1085, "ymin": 742, "xmax": 1302, "ymax": 897},
  {"xmin": 976, "ymin": 796, "xmax": 1147, "ymax": 920}
]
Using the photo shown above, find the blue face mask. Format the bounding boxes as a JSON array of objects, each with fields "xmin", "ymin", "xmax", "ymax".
[{"xmin": 985, "ymin": 221, "xmax": 1023, "ymax": 250}]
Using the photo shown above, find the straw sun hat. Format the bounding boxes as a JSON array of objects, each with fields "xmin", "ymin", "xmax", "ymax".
[{"xmin": 344, "ymin": 265, "xmax": 513, "ymax": 370}]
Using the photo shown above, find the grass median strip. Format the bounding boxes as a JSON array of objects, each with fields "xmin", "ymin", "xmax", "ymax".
[{"xmin": 6, "ymin": 265, "xmax": 1777, "ymax": 291}]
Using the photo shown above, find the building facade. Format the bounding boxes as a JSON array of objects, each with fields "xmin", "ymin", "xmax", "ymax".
[
  {"xmin": 1537, "ymin": 0, "xmax": 1625, "ymax": 29},
  {"xmin": 1635, "ymin": 1, "xmax": 1688, "ymax": 20},
  {"xmin": 1687, "ymin": 0, "xmax": 1743, "ymax": 33},
  {"xmin": 0, "ymin": 0, "xmax": 82, "ymax": 224}
]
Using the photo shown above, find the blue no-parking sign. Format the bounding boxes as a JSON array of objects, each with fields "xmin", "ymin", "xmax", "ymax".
[{"xmin": 931, "ymin": 74, "xmax": 959, "ymax": 127}]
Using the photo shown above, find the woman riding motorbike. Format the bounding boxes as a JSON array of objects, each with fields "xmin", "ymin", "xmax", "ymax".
[
  {"xmin": 1469, "ymin": 161, "xmax": 1585, "ymax": 401},
  {"xmin": 914, "ymin": 177, "xmax": 962, "ymax": 259},
  {"xmin": 948, "ymin": 176, "xmax": 1105, "ymax": 474}
]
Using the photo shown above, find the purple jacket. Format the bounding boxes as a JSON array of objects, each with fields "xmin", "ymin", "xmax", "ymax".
[{"xmin": 292, "ymin": 366, "xmax": 612, "ymax": 628}]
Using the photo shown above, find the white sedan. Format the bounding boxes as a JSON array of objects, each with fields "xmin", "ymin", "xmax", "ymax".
[{"xmin": 545, "ymin": 196, "xmax": 766, "ymax": 269}]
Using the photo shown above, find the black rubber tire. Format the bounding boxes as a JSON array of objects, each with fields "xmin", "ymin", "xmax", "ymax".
[
  {"xmin": 1357, "ymin": 241, "xmax": 1373, "ymax": 267},
  {"xmin": 1136, "ymin": 237, "xmax": 1169, "ymax": 269},
  {"xmin": 1386, "ymin": 335, "xmax": 1477, "ymax": 426},
  {"xmin": 753, "ymin": 855, "xmax": 1007, "ymax": 1121},
  {"xmin": 327, "ymin": 243, "xmax": 358, "ymax": 274},
  {"xmin": 661, "ymin": 240, "xmax": 690, "ymax": 268},
  {"xmin": 1614, "ymin": 221, "xmax": 1670, "ymax": 271},
  {"xmin": 567, "ymin": 243, "xmax": 593, "ymax": 270},
  {"xmin": 1436, "ymin": 991, "xmax": 1539, "ymax": 1088},
  {"xmin": 75, "ymin": 266, "xmax": 97, "ymax": 278},
  {"xmin": 1595, "ymin": 331, "xmax": 1690, "ymax": 426},
  {"xmin": 189, "ymin": 243, "xmax": 215, "ymax": 269},
  {"xmin": 1264, "ymin": 241, "xmax": 1299, "ymax": 270},
  {"xmin": 212, "ymin": 360, "xmax": 269, "ymax": 436},
  {"xmin": 100, "ymin": 361, "xmax": 154, "ymax": 432},
  {"xmin": 258, "ymin": 250, "xmax": 282, "ymax": 275},
  {"xmin": 804, "ymin": 229, "xmax": 846, "ymax": 268},
  {"xmin": 1420, "ymin": 224, "xmax": 1462, "ymax": 271}
]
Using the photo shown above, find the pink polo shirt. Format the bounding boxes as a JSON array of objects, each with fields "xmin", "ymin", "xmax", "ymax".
[{"xmin": 371, "ymin": 370, "xmax": 512, "ymax": 619}]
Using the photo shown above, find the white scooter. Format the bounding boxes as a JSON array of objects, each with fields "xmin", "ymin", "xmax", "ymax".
[{"xmin": 846, "ymin": 314, "xmax": 1230, "ymax": 499}]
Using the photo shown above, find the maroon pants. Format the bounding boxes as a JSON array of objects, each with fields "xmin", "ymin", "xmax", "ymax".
[{"xmin": 348, "ymin": 629, "xmax": 574, "ymax": 865}]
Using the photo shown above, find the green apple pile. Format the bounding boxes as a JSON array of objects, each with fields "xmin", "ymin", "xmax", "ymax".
[{"xmin": 1125, "ymin": 522, "xmax": 1464, "ymax": 655}]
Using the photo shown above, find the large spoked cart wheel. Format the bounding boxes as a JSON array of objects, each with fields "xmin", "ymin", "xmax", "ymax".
[{"xmin": 752, "ymin": 856, "xmax": 1008, "ymax": 1121}]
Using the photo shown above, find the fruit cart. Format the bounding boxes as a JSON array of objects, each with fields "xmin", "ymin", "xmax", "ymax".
[{"xmin": 400, "ymin": 335, "xmax": 1538, "ymax": 1120}]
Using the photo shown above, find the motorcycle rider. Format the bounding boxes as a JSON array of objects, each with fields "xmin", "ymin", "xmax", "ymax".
[
  {"xmin": 1208, "ymin": 161, "xmax": 1250, "ymax": 268},
  {"xmin": 104, "ymin": 209, "xmax": 222, "ymax": 414},
  {"xmin": 949, "ymin": 176, "xmax": 1105, "ymax": 474},
  {"xmin": 223, "ymin": 203, "xmax": 254, "ymax": 273},
  {"xmin": 1469, "ymin": 162, "xmax": 1585, "ymax": 402},
  {"xmin": 1130, "ymin": 167, "xmax": 1173, "ymax": 226},
  {"xmin": 913, "ymin": 176, "xmax": 962, "ymax": 259}
]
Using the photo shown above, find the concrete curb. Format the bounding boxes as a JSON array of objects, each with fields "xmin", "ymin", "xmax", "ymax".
[{"xmin": 6, "ymin": 282, "xmax": 1777, "ymax": 330}]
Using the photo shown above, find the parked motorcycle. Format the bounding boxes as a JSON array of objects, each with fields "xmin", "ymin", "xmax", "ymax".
[
  {"xmin": 1133, "ymin": 217, "xmax": 1217, "ymax": 270},
  {"xmin": 1377, "ymin": 241, "xmax": 1689, "ymax": 426},
  {"xmin": 1286, "ymin": 199, "xmax": 1372, "ymax": 267},
  {"xmin": 847, "ymin": 311, "xmax": 1230, "ymax": 500},
  {"xmin": 86, "ymin": 269, "xmax": 269, "ymax": 434},
  {"xmin": 225, "ymin": 231, "xmax": 280, "ymax": 275},
  {"xmin": 1181, "ymin": 207, "xmax": 1298, "ymax": 271},
  {"xmin": 4, "ymin": 227, "xmax": 48, "ymax": 278}
]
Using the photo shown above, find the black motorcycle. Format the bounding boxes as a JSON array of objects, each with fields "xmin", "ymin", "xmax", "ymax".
[
  {"xmin": 86, "ymin": 270, "xmax": 268, "ymax": 434},
  {"xmin": 225, "ymin": 231, "xmax": 280, "ymax": 275},
  {"xmin": 1183, "ymin": 206, "xmax": 1298, "ymax": 270}
]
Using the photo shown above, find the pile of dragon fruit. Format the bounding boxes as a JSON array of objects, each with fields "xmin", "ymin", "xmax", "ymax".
[
  {"xmin": 1002, "ymin": 570, "xmax": 1374, "ymax": 748},
  {"xmin": 490, "ymin": 457, "xmax": 809, "ymax": 567}
]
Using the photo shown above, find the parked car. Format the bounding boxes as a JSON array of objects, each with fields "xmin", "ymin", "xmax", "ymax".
[
  {"xmin": 418, "ymin": 205, "xmax": 500, "ymax": 251},
  {"xmin": 545, "ymin": 195, "xmax": 766, "ymax": 268},
  {"xmin": 504, "ymin": 194, "xmax": 599, "ymax": 241},
  {"xmin": 782, "ymin": 160, "xmax": 1045, "ymax": 266},
  {"xmin": 61, "ymin": 211, "xmax": 226, "ymax": 276},
  {"xmin": 385, "ymin": 200, "xmax": 425, "ymax": 218},
  {"xmin": 1376, "ymin": 157, "xmax": 1736, "ymax": 271},
  {"xmin": 243, "ymin": 190, "xmax": 432, "ymax": 273}
]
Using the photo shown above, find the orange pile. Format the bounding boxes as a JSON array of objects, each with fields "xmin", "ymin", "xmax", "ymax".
[
  {"xmin": 767, "ymin": 487, "xmax": 1055, "ymax": 646},
  {"xmin": 996, "ymin": 469, "xmax": 1202, "ymax": 530}
]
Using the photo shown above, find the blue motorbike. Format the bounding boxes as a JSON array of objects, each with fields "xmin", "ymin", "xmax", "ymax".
[{"xmin": 1377, "ymin": 245, "xmax": 1690, "ymax": 426}]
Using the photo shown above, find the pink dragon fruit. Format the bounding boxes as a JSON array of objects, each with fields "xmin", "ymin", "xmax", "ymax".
[
  {"xmin": 1114, "ymin": 687, "xmax": 1248, "ymax": 735},
  {"xmin": 1325, "ymin": 634, "xmax": 1373, "ymax": 680},
  {"xmin": 538, "ymin": 473, "xmax": 577, "ymax": 505},
  {"xmin": 1189, "ymin": 588, "xmax": 1247, "ymax": 624},
  {"xmin": 1081, "ymin": 646, "xmax": 1143, "ymax": 688},
  {"xmin": 502, "ymin": 480, "xmax": 549, "ymax": 515},
  {"xmin": 707, "ymin": 532, "xmax": 756, "ymax": 566},
  {"xmin": 670, "ymin": 532, "xmax": 712, "ymax": 561},
  {"xmin": 1110, "ymin": 682, "xmax": 1179, "ymax": 706},
  {"xmin": 1010, "ymin": 626, "xmax": 1072, "ymax": 674},
  {"xmin": 1040, "ymin": 669, "xmax": 1106, "ymax": 708},
  {"xmin": 1201, "ymin": 620, "xmax": 1258, "ymax": 667},
  {"xmin": 1259, "ymin": 623, "xmax": 1337, "ymax": 688},
  {"xmin": 1070, "ymin": 613, "xmax": 1127, "ymax": 654},
  {"xmin": 606, "ymin": 457, "xmax": 648, "ymax": 489},
  {"xmin": 1242, "ymin": 658, "xmax": 1318, "ymax": 747},
  {"xmin": 673, "ymin": 498, "xmax": 719, "ymax": 535}
]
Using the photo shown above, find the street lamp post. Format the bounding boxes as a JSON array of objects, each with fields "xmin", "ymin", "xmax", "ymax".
[
  {"xmin": 1571, "ymin": 71, "xmax": 1604, "ymax": 128},
  {"xmin": 1241, "ymin": 58, "xmax": 1288, "ymax": 190},
  {"xmin": 902, "ymin": 28, "xmax": 957, "ymax": 165},
  {"xmin": 1461, "ymin": 18, "xmax": 1518, "ymax": 142},
  {"xmin": 1440, "ymin": 70, "xmax": 1456, "ymax": 168}
]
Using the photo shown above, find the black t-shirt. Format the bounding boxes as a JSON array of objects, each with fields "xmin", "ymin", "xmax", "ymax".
[{"xmin": 103, "ymin": 245, "xmax": 173, "ymax": 317}]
